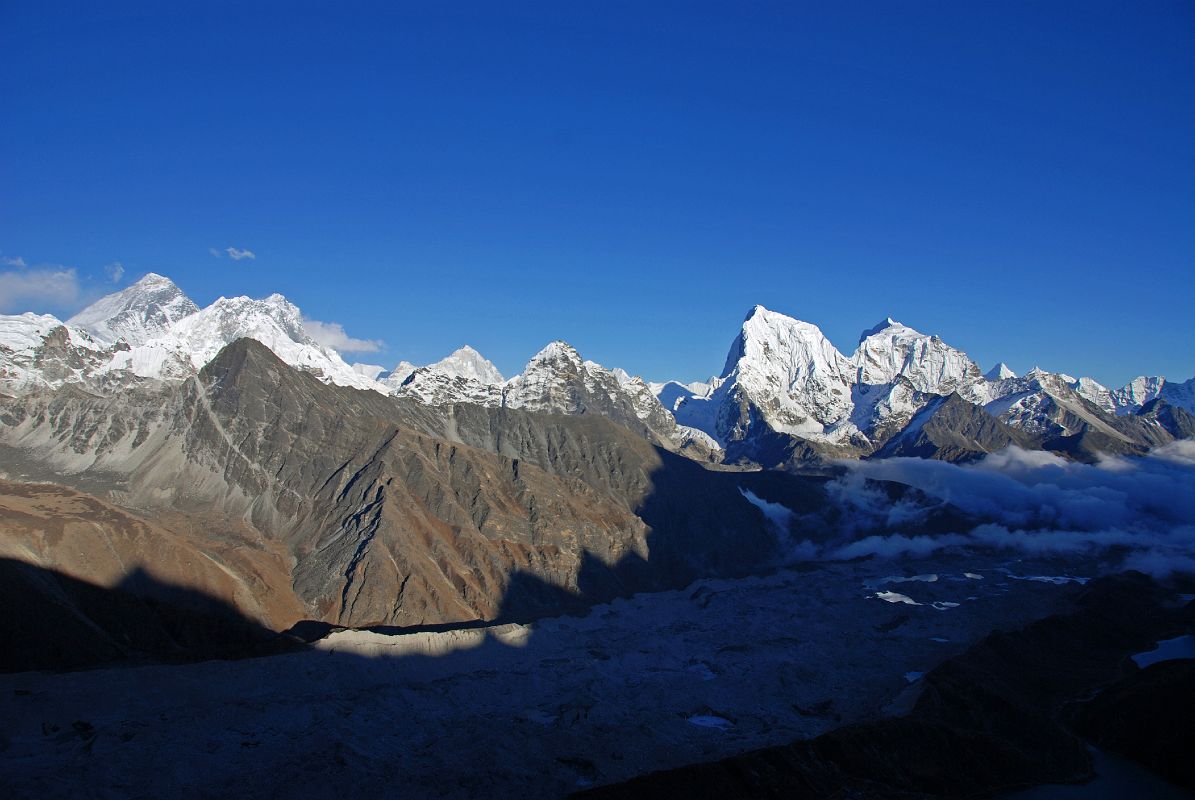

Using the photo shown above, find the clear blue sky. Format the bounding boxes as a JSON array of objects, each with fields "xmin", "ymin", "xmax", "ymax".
[{"xmin": 2, "ymin": 1, "xmax": 1192, "ymax": 386}]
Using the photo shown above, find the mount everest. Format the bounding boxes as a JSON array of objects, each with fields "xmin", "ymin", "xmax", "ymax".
[
  {"xmin": 3, "ymin": 272, "xmax": 1195, "ymax": 800},
  {"xmin": 2, "ymin": 273, "xmax": 1192, "ymax": 467}
]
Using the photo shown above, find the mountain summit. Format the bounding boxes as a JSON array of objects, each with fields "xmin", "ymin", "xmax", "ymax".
[
  {"xmin": 3, "ymin": 274, "xmax": 1194, "ymax": 466},
  {"xmin": 68, "ymin": 273, "xmax": 199, "ymax": 346}
]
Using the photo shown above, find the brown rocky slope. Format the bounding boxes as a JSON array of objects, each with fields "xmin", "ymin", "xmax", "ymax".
[{"xmin": 0, "ymin": 339, "xmax": 804, "ymax": 660}]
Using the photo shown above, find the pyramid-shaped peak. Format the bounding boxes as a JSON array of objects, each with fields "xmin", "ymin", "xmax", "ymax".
[
  {"xmin": 985, "ymin": 362, "xmax": 1017, "ymax": 381},
  {"xmin": 428, "ymin": 345, "xmax": 505, "ymax": 384},
  {"xmin": 132, "ymin": 272, "xmax": 175, "ymax": 287},
  {"xmin": 858, "ymin": 317, "xmax": 909, "ymax": 342},
  {"xmin": 67, "ymin": 272, "xmax": 199, "ymax": 345},
  {"xmin": 530, "ymin": 340, "xmax": 582, "ymax": 362},
  {"xmin": 740, "ymin": 306, "xmax": 831, "ymax": 338},
  {"xmin": 743, "ymin": 304, "xmax": 770, "ymax": 320}
]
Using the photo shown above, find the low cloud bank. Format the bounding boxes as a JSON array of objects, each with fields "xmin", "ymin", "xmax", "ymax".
[{"xmin": 799, "ymin": 443, "xmax": 1195, "ymax": 577}]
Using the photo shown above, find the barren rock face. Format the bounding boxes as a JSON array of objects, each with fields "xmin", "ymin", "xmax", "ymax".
[
  {"xmin": 0, "ymin": 338, "xmax": 782, "ymax": 635},
  {"xmin": 0, "ymin": 480, "xmax": 302, "ymax": 671}
]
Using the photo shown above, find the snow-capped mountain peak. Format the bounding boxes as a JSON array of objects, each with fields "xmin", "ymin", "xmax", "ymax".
[
  {"xmin": 525, "ymin": 340, "xmax": 584, "ymax": 372},
  {"xmin": 650, "ymin": 379, "xmax": 715, "ymax": 413},
  {"xmin": 852, "ymin": 317, "xmax": 981, "ymax": 393},
  {"xmin": 69, "ymin": 288, "xmax": 384, "ymax": 392},
  {"xmin": 387, "ymin": 346, "xmax": 506, "ymax": 406},
  {"xmin": 1109, "ymin": 376, "xmax": 1167, "ymax": 413},
  {"xmin": 857, "ymin": 317, "xmax": 902, "ymax": 343},
  {"xmin": 380, "ymin": 361, "xmax": 418, "ymax": 391},
  {"xmin": 730, "ymin": 306, "xmax": 854, "ymax": 388},
  {"xmin": 503, "ymin": 341, "xmax": 586, "ymax": 408},
  {"xmin": 427, "ymin": 345, "xmax": 505, "ymax": 385},
  {"xmin": 985, "ymin": 362, "xmax": 1017, "ymax": 381},
  {"xmin": 702, "ymin": 305, "xmax": 857, "ymax": 441},
  {"xmin": 0, "ymin": 313, "xmax": 110, "ymax": 392},
  {"xmin": 167, "ymin": 294, "xmax": 313, "ymax": 362},
  {"xmin": 501, "ymin": 340, "xmax": 712, "ymax": 453},
  {"xmin": 68, "ymin": 272, "xmax": 199, "ymax": 346}
]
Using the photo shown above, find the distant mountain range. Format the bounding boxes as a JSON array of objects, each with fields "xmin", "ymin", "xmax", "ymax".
[
  {"xmin": 2, "ymin": 270, "xmax": 1193, "ymax": 662},
  {"xmin": 2, "ymin": 272, "xmax": 1193, "ymax": 467}
]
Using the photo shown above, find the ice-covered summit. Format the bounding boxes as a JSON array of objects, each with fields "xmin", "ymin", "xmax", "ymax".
[
  {"xmin": 727, "ymin": 306, "xmax": 854, "ymax": 386},
  {"xmin": 857, "ymin": 317, "xmax": 901, "ymax": 343},
  {"xmin": 852, "ymin": 317, "xmax": 982, "ymax": 394},
  {"xmin": 426, "ymin": 345, "xmax": 505, "ymax": 385},
  {"xmin": 985, "ymin": 363, "xmax": 1017, "ymax": 381},
  {"xmin": 389, "ymin": 346, "xmax": 506, "ymax": 406},
  {"xmin": 503, "ymin": 341, "xmax": 588, "ymax": 412},
  {"xmin": 5, "ymin": 272, "xmax": 1194, "ymax": 462},
  {"xmin": 728, "ymin": 305, "xmax": 857, "ymax": 432},
  {"xmin": 68, "ymin": 273, "xmax": 199, "ymax": 346},
  {"xmin": 662, "ymin": 304, "xmax": 1188, "ymax": 456},
  {"xmin": 3, "ymin": 275, "xmax": 385, "ymax": 393}
]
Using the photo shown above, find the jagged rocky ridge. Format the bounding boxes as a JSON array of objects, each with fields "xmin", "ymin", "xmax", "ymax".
[
  {"xmin": 667, "ymin": 305, "xmax": 1195, "ymax": 465},
  {"xmin": 0, "ymin": 274, "xmax": 716, "ymax": 459},
  {"xmin": 2, "ymin": 275, "xmax": 1193, "ymax": 468},
  {"xmin": 0, "ymin": 338, "xmax": 809, "ymax": 633}
]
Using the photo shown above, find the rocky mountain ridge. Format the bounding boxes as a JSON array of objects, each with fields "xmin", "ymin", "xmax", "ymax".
[
  {"xmin": 2, "ymin": 274, "xmax": 1192, "ymax": 467},
  {"xmin": 666, "ymin": 305, "xmax": 1195, "ymax": 464},
  {"xmin": 0, "ymin": 337, "xmax": 796, "ymax": 630}
]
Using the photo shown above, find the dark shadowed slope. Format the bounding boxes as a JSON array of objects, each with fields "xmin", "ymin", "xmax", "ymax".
[
  {"xmin": 0, "ymin": 339, "xmax": 796, "ymax": 631},
  {"xmin": 575, "ymin": 573, "xmax": 1195, "ymax": 799},
  {"xmin": 0, "ymin": 557, "xmax": 295, "ymax": 672}
]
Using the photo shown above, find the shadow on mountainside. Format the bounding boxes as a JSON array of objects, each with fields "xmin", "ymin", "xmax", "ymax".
[
  {"xmin": 2, "ymin": 561, "xmax": 1192, "ymax": 800},
  {"xmin": 0, "ymin": 436, "xmax": 983, "ymax": 671},
  {"xmin": 0, "ymin": 558, "xmax": 299, "ymax": 673},
  {"xmin": 492, "ymin": 442, "xmax": 852, "ymax": 624},
  {"xmin": 0, "ymin": 440, "xmax": 789, "ymax": 672}
]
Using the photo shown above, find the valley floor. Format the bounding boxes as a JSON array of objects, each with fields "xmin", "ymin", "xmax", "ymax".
[{"xmin": 0, "ymin": 555, "xmax": 1092, "ymax": 798}]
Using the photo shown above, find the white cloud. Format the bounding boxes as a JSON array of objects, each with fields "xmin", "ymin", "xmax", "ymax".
[
  {"xmin": 828, "ymin": 532, "xmax": 969, "ymax": 560},
  {"xmin": 302, "ymin": 318, "xmax": 384, "ymax": 355},
  {"xmin": 805, "ymin": 445, "xmax": 1195, "ymax": 578},
  {"xmin": 0, "ymin": 266, "xmax": 81, "ymax": 312},
  {"xmin": 225, "ymin": 247, "xmax": 256, "ymax": 261},
  {"xmin": 105, "ymin": 261, "xmax": 125, "ymax": 283},
  {"xmin": 1151, "ymin": 439, "xmax": 1195, "ymax": 467},
  {"xmin": 209, "ymin": 247, "xmax": 256, "ymax": 261},
  {"xmin": 1, "ymin": 256, "xmax": 27, "ymax": 268}
]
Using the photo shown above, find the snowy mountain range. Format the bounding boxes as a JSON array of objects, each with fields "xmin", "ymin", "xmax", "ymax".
[
  {"xmin": 663, "ymin": 305, "xmax": 1194, "ymax": 463},
  {"xmin": 2, "ymin": 273, "xmax": 1191, "ymax": 465}
]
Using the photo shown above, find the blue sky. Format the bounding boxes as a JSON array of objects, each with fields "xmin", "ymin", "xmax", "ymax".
[{"xmin": 2, "ymin": 1, "xmax": 1192, "ymax": 386}]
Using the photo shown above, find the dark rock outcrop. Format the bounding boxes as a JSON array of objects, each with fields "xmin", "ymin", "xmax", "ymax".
[
  {"xmin": 1074, "ymin": 659, "xmax": 1195, "ymax": 791},
  {"xmin": 875, "ymin": 393, "xmax": 1038, "ymax": 461}
]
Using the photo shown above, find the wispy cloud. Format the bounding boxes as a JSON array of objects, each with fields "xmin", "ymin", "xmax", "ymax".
[
  {"xmin": 0, "ymin": 265, "xmax": 81, "ymax": 313},
  {"xmin": 104, "ymin": 261, "xmax": 125, "ymax": 283},
  {"xmin": 1, "ymin": 256, "xmax": 28, "ymax": 268},
  {"xmin": 209, "ymin": 246, "xmax": 256, "ymax": 261},
  {"xmin": 302, "ymin": 318, "xmax": 384, "ymax": 355}
]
